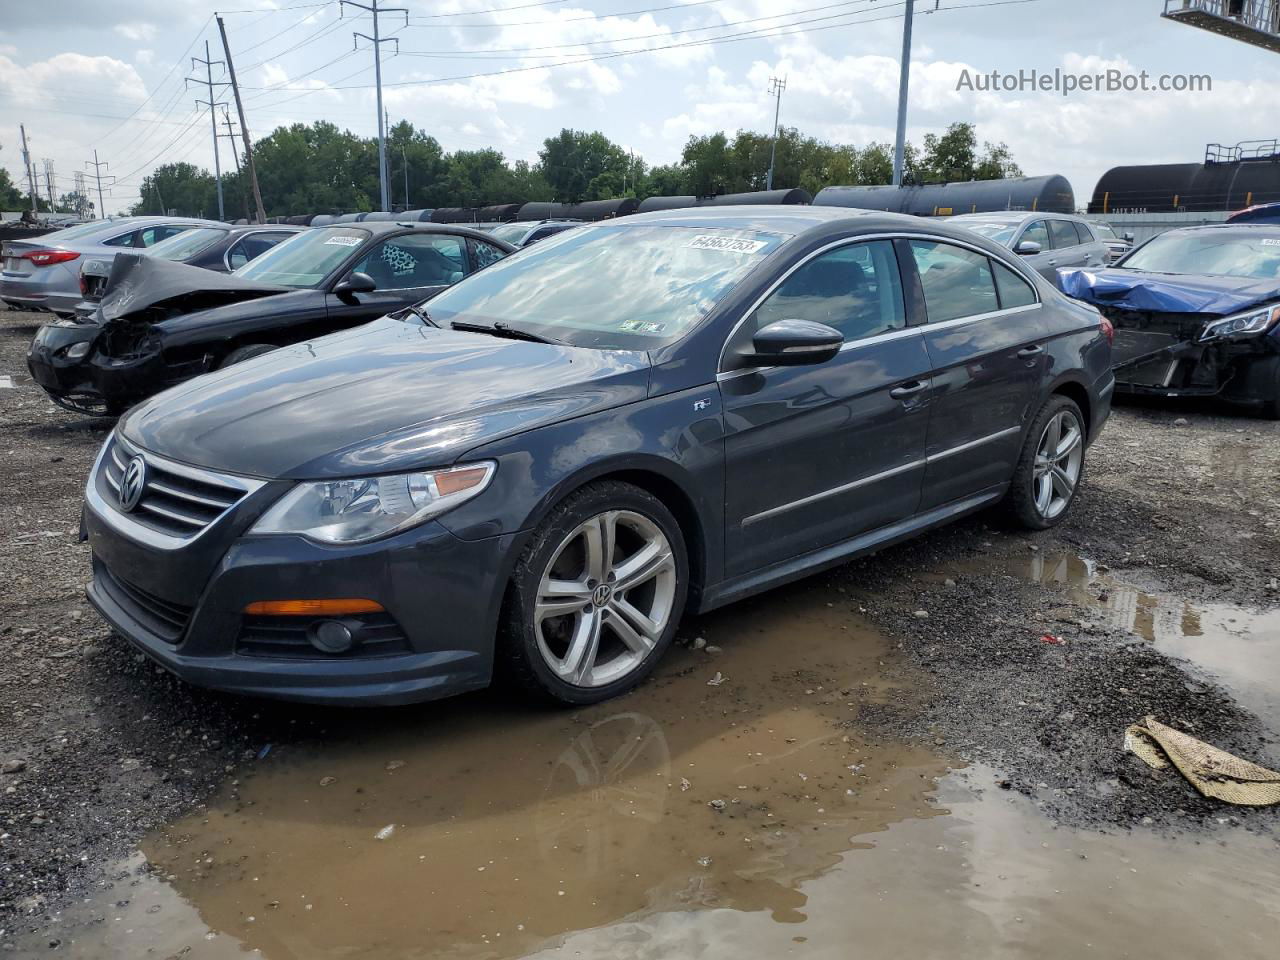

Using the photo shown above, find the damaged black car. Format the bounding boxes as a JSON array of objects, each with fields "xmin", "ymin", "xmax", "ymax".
[
  {"xmin": 1059, "ymin": 224, "xmax": 1280, "ymax": 418},
  {"xmin": 27, "ymin": 223, "xmax": 514, "ymax": 415}
]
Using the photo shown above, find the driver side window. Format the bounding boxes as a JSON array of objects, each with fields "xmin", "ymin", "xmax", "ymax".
[
  {"xmin": 1021, "ymin": 220, "xmax": 1050, "ymax": 249},
  {"xmin": 350, "ymin": 234, "xmax": 467, "ymax": 290},
  {"xmin": 750, "ymin": 240, "xmax": 906, "ymax": 343}
]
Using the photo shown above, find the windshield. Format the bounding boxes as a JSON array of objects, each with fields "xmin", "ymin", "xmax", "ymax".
[
  {"xmin": 489, "ymin": 222, "xmax": 532, "ymax": 244},
  {"xmin": 952, "ymin": 220, "xmax": 1018, "ymax": 246},
  {"xmin": 233, "ymin": 227, "xmax": 369, "ymax": 287},
  {"xmin": 146, "ymin": 226, "xmax": 227, "ymax": 261},
  {"xmin": 421, "ymin": 224, "xmax": 789, "ymax": 349},
  {"xmin": 1091, "ymin": 222, "xmax": 1119, "ymax": 241},
  {"xmin": 1120, "ymin": 231, "xmax": 1280, "ymax": 280}
]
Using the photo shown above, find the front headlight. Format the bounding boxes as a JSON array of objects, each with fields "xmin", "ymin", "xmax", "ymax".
[
  {"xmin": 62, "ymin": 341, "xmax": 91, "ymax": 360},
  {"xmin": 251, "ymin": 462, "xmax": 496, "ymax": 544},
  {"xmin": 1200, "ymin": 304, "xmax": 1280, "ymax": 342}
]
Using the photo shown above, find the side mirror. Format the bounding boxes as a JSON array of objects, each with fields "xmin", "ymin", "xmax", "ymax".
[
  {"xmin": 1014, "ymin": 240, "xmax": 1042, "ymax": 256},
  {"xmin": 1123, "ymin": 232, "xmax": 1135, "ymax": 243},
  {"xmin": 333, "ymin": 271, "xmax": 376, "ymax": 297},
  {"xmin": 745, "ymin": 319, "xmax": 843, "ymax": 367}
]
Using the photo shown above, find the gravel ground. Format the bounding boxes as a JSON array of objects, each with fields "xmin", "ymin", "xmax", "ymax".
[{"xmin": 2, "ymin": 305, "xmax": 1278, "ymax": 938}]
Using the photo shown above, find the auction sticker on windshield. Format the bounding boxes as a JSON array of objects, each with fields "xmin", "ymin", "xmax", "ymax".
[
  {"xmin": 685, "ymin": 235, "xmax": 769, "ymax": 254},
  {"xmin": 324, "ymin": 235, "xmax": 364, "ymax": 246}
]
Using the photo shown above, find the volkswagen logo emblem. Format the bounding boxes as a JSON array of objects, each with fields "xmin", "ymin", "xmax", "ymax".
[
  {"xmin": 592, "ymin": 583, "xmax": 613, "ymax": 608},
  {"xmin": 118, "ymin": 455, "xmax": 148, "ymax": 513}
]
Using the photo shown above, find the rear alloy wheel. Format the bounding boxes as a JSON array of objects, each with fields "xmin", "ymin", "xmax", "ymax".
[
  {"xmin": 502, "ymin": 482, "xmax": 687, "ymax": 704},
  {"xmin": 1005, "ymin": 395, "xmax": 1086, "ymax": 530}
]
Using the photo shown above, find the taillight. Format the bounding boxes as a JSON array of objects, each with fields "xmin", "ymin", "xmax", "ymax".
[
  {"xmin": 1099, "ymin": 314, "xmax": 1115, "ymax": 346},
  {"xmin": 24, "ymin": 249, "xmax": 80, "ymax": 267}
]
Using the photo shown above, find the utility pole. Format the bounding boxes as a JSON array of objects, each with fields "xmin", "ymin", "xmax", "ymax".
[
  {"xmin": 216, "ymin": 15, "xmax": 268, "ymax": 224},
  {"xmin": 892, "ymin": 0, "xmax": 915, "ymax": 187},
  {"xmin": 187, "ymin": 40, "xmax": 229, "ymax": 220},
  {"xmin": 343, "ymin": 0, "xmax": 408, "ymax": 212},
  {"xmin": 402, "ymin": 145, "xmax": 409, "ymax": 210},
  {"xmin": 19, "ymin": 124, "xmax": 40, "ymax": 214},
  {"xmin": 765, "ymin": 76, "xmax": 787, "ymax": 191},
  {"xmin": 86, "ymin": 150, "xmax": 114, "ymax": 219}
]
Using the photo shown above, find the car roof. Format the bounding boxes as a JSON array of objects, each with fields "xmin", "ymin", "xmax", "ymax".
[
  {"xmin": 303, "ymin": 220, "xmax": 519, "ymax": 252},
  {"xmin": 598, "ymin": 204, "xmax": 929, "ymax": 235},
  {"xmin": 949, "ymin": 211, "xmax": 1079, "ymax": 224}
]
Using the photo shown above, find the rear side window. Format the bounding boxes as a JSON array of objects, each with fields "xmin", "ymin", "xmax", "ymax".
[
  {"xmin": 469, "ymin": 239, "xmax": 506, "ymax": 269},
  {"xmin": 992, "ymin": 261, "xmax": 1038, "ymax": 309},
  {"xmin": 1049, "ymin": 220, "xmax": 1079, "ymax": 249},
  {"xmin": 140, "ymin": 225, "xmax": 189, "ymax": 247},
  {"xmin": 752, "ymin": 240, "xmax": 906, "ymax": 343},
  {"xmin": 909, "ymin": 241, "xmax": 998, "ymax": 323},
  {"xmin": 228, "ymin": 232, "xmax": 292, "ymax": 270},
  {"xmin": 102, "ymin": 231, "xmax": 138, "ymax": 248}
]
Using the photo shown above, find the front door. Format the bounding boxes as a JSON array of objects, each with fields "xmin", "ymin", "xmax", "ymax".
[
  {"xmin": 326, "ymin": 232, "xmax": 469, "ymax": 327},
  {"xmin": 905, "ymin": 239, "xmax": 1048, "ymax": 511},
  {"xmin": 720, "ymin": 239, "xmax": 932, "ymax": 577}
]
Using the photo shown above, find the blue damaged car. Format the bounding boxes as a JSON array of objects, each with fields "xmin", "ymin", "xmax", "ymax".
[{"xmin": 1060, "ymin": 223, "xmax": 1280, "ymax": 418}]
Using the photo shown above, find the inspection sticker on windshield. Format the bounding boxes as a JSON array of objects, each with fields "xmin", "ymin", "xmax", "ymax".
[
  {"xmin": 685, "ymin": 235, "xmax": 768, "ymax": 254},
  {"xmin": 1262, "ymin": 239, "xmax": 1280, "ymax": 246},
  {"xmin": 323, "ymin": 235, "xmax": 363, "ymax": 246}
]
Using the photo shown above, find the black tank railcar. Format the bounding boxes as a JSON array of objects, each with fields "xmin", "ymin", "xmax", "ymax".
[
  {"xmin": 814, "ymin": 176, "xmax": 1074, "ymax": 217},
  {"xmin": 1089, "ymin": 160, "xmax": 1280, "ymax": 214},
  {"xmin": 635, "ymin": 189, "xmax": 811, "ymax": 214}
]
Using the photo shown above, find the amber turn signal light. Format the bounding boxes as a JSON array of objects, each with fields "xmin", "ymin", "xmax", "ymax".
[{"xmin": 243, "ymin": 598, "xmax": 385, "ymax": 616}]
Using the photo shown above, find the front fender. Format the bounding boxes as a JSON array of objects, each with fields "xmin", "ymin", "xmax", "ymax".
[{"xmin": 439, "ymin": 384, "xmax": 726, "ymax": 589}]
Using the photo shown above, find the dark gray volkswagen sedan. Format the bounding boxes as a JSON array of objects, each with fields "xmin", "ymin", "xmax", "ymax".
[{"xmin": 82, "ymin": 207, "xmax": 1114, "ymax": 706}]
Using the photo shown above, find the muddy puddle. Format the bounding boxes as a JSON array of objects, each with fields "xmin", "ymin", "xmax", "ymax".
[
  {"xmin": 18, "ymin": 571, "xmax": 1280, "ymax": 959},
  {"xmin": 987, "ymin": 550, "xmax": 1280, "ymax": 727}
]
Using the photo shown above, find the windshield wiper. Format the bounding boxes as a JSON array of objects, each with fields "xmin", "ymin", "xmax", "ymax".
[
  {"xmin": 450, "ymin": 320, "xmax": 561, "ymax": 345},
  {"xmin": 395, "ymin": 303, "xmax": 437, "ymax": 326}
]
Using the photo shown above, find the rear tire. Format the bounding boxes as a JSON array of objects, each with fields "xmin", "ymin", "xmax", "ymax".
[
  {"xmin": 499, "ymin": 481, "xmax": 688, "ymax": 706},
  {"xmin": 220, "ymin": 344, "xmax": 276, "ymax": 368},
  {"xmin": 1004, "ymin": 395, "xmax": 1087, "ymax": 530}
]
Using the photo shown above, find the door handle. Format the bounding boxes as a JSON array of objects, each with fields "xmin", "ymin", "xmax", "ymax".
[
  {"xmin": 889, "ymin": 380, "xmax": 928, "ymax": 400},
  {"xmin": 1017, "ymin": 345, "xmax": 1045, "ymax": 359}
]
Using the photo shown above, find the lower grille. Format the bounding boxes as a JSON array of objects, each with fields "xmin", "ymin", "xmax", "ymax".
[
  {"xmin": 96, "ymin": 562, "xmax": 193, "ymax": 644},
  {"xmin": 237, "ymin": 613, "xmax": 412, "ymax": 659}
]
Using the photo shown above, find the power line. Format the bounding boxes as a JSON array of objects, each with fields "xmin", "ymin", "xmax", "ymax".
[
  {"xmin": 187, "ymin": 41, "xmax": 232, "ymax": 219},
  {"xmin": 341, "ymin": 0, "xmax": 408, "ymax": 211}
]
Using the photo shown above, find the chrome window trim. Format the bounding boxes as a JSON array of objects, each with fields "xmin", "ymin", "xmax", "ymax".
[
  {"xmin": 717, "ymin": 231, "xmax": 1043, "ymax": 375},
  {"xmin": 85, "ymin": 433, "xmax": 268, "ymax": 552},
  {"xmin": 740, "ymin": 424, "xmax": 1024, "ymax": 527}
]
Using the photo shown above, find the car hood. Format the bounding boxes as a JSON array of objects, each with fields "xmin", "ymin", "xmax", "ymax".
[
  {"xmin": 98, "ymin": 253, "xmax": 290, "ymax": 322},
  {"xmin": 1058, "ymin": 267, "xmax": 1280, "ymax": 316},
  {"xmin": 121, "ymin": 317, "xmax": 652, "ymax": 479}
]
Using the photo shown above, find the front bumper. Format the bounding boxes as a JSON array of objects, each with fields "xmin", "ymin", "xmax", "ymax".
[
  {"xmin": 27, "ymin": 321, "xmax": 183, "ymax": 415},
  {"xmin": 83, "ymin": 462, "xmax": 516, "ymax": 706}
]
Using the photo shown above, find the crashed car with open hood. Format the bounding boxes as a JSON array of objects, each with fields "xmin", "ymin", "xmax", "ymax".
[
  {"xmin": 1059, "ymin": 224, "xmax": 1280, "ymax": 418},
  {"xmin": 26, "ymin": 222, "xmax": 514, "ymax": 415}
]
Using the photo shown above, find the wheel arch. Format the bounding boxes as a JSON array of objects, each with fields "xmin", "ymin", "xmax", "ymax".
[{"xmin": 1046, "ymin": 375, "xmax": 1092, "ymax": 441}]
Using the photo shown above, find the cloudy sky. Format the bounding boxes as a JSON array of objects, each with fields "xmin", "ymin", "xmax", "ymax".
[{"xmin": 2, "ymin": 0, "xmax": 1278, "ymax": 215}]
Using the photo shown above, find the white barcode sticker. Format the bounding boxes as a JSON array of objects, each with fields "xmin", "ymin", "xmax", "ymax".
[
  {"xmin": 324, "ymin": 235, "xmax": 363, "ymax": 246},
  {"xmin": 1262, "ymin": 238, "xmax": 1280, "ymax": 246},
  {"xmin": 685, "ymin": 235, "xmax": 768, "ymax": 254}
]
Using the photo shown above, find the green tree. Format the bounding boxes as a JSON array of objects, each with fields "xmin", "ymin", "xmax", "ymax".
[
  {"xmin": 537, "ymin": 129, "xmax": 633, "ymax": 201},
  {"xmin": 0, "ymin": 166, "xmax": 27, "ymax": 210},
  {"xmin": 130, "ymin": 162, "xmax": 218, "ymax": 217}
]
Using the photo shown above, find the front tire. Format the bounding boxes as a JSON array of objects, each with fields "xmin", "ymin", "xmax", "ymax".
[
  {"xmin": 500, "ymin": 481, "xmax": 689, "ymax": 705},
  {"xmin": 220, "ymin": 343, "xmax": 277, "ymax": 368},
  {"xmin": 1004, "ymin": 395, "xmax": 1086, "ymax": 530}
]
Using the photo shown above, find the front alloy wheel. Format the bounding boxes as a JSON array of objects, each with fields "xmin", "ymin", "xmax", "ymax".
[{"xmin": 502, "ymin": 481, "xmax": 688, "ymax": 704}]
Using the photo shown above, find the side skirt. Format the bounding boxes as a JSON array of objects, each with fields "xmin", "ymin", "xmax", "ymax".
[{"xmin": 696, "ymin": 484, "xmax": 1008, "ymax": 614}]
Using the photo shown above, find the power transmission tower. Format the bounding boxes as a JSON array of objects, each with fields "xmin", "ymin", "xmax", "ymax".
[
  {"xmin": 187, "ymin": 40, "xmax": 230, "ymax": 220},
  {"xmin": 218, "ymin": 108, "xmax": 252, "ymax": 220},
  {"xmin": 86, "ymin": 150, "xmax": 115, "ymax": 219},
  {"xmin": 216, "ymin": 15, "xmax": 268, "ymax": 224},
  {"xmin": 342, "ymin": 0, "xmax": 408, "ymax": 212},
  {"xmin": 42, "ymin": 159, "xmax": 56, "ymax": 211},
  {"xmin": 892, "ymin": 0, "xmax": 915, "ymax": 187},
  {"xmin": 73, "ymin": 172, "xmax": 90, "ymax": 217},
  {"xmin": 19, "ymin": 124, "xmax": 40, "ymax": 214},
  {"xmin": 765, "ymin": 76, "xmax": 787, "ymax": 191}
]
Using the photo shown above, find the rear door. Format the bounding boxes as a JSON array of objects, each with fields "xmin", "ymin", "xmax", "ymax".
[
  {"xmin": 907, "ymin": 239, "xmax": 1048, "ymax": 511},
  {"xmin": 720, "ymin": 238, "xmax": 932, "ymax": 576},
  {"xmin": 1070, "ymin": 221, "xmax": 1108, "ymax": 269},
  {"xmin": 1047, "ymin": 219, "xmax": 1089, "ymax": 274},
  {"xmin": 325, "ymin": 231, "xmax": 471, "ymax": 327}
]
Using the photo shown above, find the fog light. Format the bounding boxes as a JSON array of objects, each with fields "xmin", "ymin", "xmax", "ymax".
[
  {"xmin": 308, "ymin": 619, "xmax": 355, "ymax": 654},
  {"xmin": 63, "ymin": 341, "xmax": 91, "ymax": 360}
]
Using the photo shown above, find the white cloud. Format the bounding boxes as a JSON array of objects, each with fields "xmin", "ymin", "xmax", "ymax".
[{"xmin": 114, "ymin": 23, "xmax": 157, "ymax": 42}]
